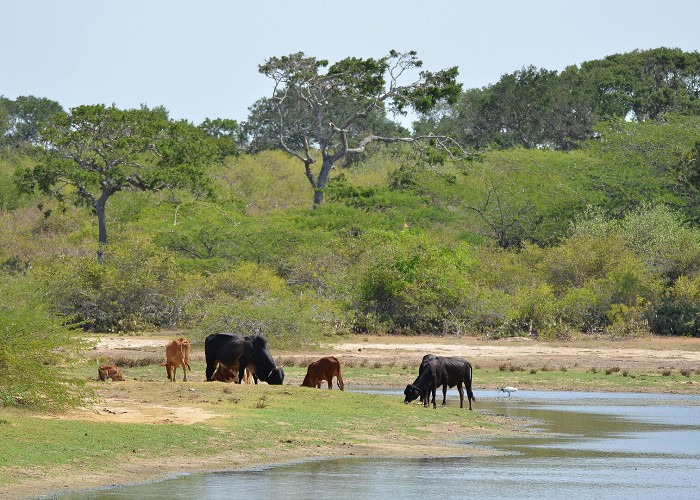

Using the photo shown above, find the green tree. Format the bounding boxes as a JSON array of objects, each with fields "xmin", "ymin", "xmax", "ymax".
[
  {"xmin": 579, "ymin": 47, "xmax": 700, "ymax": 120},
  {"xmin": 19, "ymin": 104, "xmax": 218, "ymax": 262},
  {"xmin": 246, "ymin": 50, "xmax": 465, "ymax": 207},
  {"xmin": 198, "ymin": 117, "xmax": 243, "ymax": 159},
  {"xmin": 0, "ymin": 95, "xmax": 64, "ymax": 148},
  {"xmin": 416, "ymin": 66, "xmax": 595, "ymax": 150}
]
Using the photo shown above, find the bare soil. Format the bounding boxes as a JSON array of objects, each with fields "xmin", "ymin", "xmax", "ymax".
[{"xmin": 6, "ymin": 334, "xmax": 700, "ymax": 499}]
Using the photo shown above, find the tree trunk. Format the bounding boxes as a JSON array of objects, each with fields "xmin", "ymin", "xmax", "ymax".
[
  {"xmin": 95, "ymin": 195, "xmax": 109, "ymax": 263},
  {"xmin": 311, "ymin": 157, "xmax": 335, "ymax": 208}
]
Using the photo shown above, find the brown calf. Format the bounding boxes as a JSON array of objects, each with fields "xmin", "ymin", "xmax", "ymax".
[
  {"xmin": 212, "ymin": 364, "xmax": 254, "ymax": 383},
  {"xmin": 301, "ymin": 356, "xmax": 344, "ymax": 390},
  {"xmin": 161, "ymin": 338, "xmax": 192, "ymax": 382},
  {"xmin": 98, "ymin": 364, "xmax": 124, "ymax": 381}
]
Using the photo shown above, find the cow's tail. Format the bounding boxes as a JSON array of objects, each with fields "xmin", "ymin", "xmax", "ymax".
[
  {"xmin": 466, "ymin": 362, "xmax": 476, "ymax": 404},
  {"xmin": 336, "ymin": 359, "xmax": 345, "ymax": 391}
]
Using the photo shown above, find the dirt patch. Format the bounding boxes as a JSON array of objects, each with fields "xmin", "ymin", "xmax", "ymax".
[{"xmin": 291, "ymin": 335, "xmax": 700, "ymax": 373}]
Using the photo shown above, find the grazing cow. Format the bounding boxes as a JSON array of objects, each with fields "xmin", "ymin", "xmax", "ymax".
[
  {"xmin": 161, "ymin": 337, "xmax": 192, "ymax": 382},
  {"xmin": 404, "ymin": 355, "xmax": 442, "ymax": 408},
  {"xmin": 204, "ymin": 333, "xmax": 284, "ymax": 385},
  {"xmin": 212, "ymin": 364, "xmax": 254, "ymax": 384},
  {"xmin": 301, "ymin": 356, "xmax": 344, "ymax": 390},
  {"xmin": 404, "ymin": 354, "xmax": 476, "ymax": 410},
  {"xmin": 98, "ymin": 364, "xmax": 124, "ymax": 382}
]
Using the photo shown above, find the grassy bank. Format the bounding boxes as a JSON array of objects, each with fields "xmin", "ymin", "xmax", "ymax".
[
  {"xmin": 3, "ymin": 335, "xmax": 700, "ymax": 498},
  {"xmin": 0, "ymin": 381, "xmax": 503, "ymax": 498}
]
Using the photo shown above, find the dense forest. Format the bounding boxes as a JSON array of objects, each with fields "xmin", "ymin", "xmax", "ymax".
[{"xmin": 2, "ymin": 47, "xmax": 700, "ymax": 407}]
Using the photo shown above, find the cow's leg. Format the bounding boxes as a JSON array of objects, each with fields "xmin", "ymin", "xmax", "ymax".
[
  {"xmin": 205, "ymin": 362, "xmax": 217, "ymax": 382},
  {"xmin": 327, "ymin": 378, "xmax": 332, "ymax": 390},
  {"xmin": 457, "ymin": 382, "xmax": 464, "ymax": 408},
  {"xmin": 431, "ymin": 386, "xmax": 437, "ymax": 409},
  {"xmin": 442, "ymin": 383, "xmax": 448, "ymax": 406},
  {"xmin": 166, "ymin": 364, "xmax": 173, "ymax": 381},
  {"xmin": 172, "ymin": 365, "xmax": 178, "ymax": 382},
  {"xmin": 182, "ymin": 362, "xmax": 187, "ymax": 382}
]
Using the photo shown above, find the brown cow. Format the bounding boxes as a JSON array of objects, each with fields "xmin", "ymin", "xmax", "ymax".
[
  {"xmin": 301, "ymin": 356, "xmax": 344, "ymax": 390},
  {"xmin": 161, "ymin": 337, "xmax": 192, "ymax": 382},
  {"xmin": 212, "ymin": 364, "xmax": 254, "ymax": 383},
  {"xmin": 98, "ymin": 364, "xmax": 124, "ymax": 381}
]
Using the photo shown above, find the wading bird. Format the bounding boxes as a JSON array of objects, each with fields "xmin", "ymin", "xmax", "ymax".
[{"xmin": 499, "ymin": 387, "xmax": 518, "ymax": 397}]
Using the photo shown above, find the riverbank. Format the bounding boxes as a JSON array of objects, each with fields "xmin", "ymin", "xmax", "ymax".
[{"xmin": 3, "ymin": 334, "xmax": 700, "ymax": 499}]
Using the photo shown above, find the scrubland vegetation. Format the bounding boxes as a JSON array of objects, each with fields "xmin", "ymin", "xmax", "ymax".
[{"xmin": 2, "ymin": 48, "xmax": 700, "ymax": 409}]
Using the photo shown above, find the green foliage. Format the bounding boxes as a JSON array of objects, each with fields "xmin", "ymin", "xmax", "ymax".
[
  {"xmin": 356, "ymin": 232, "xmax": 473, "ymax": 334},
  {"xmin": 5, "ymin": 61, "xmax": 700, "ymax": 341},
  {"xmin": 0, "ymin": 275, "xmax": 93, "ymax": 410},
  {"xmin": 653, "ymin": 275, "xmax": 700, "ymax": 336},
  {"xmin": 0, "ymin": 95, "xmax": 64, "ymax": 149},
  {"xmin": 185, "ymin": 262, "xmax": 333, "ymax": 347},
  {"xmin": 578, "ymin": 47, "xmax": 700, "ymax": 120},
  {"xmin": 39, "ymin": 237, "xmax": 186, "ymax": 332}
]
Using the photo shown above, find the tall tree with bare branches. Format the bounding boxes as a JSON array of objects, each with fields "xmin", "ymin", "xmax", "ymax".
[{"xmin": 246, "ymin": 50, "xmax": 467, "ymax": 207}]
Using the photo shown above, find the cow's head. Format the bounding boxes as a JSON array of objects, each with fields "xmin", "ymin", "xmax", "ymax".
[
  {"xmin": 266, "ymin": 366, "xmax": 285, "ymax": 385},
  {"xmin": 404, "ymin": 384, "xmax": 421, "ymax": 404}
]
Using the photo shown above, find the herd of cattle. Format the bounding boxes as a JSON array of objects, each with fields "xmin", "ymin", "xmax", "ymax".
[{"xmin": 97, "ymin": 333, "xmax": 475, "ymax": 409}]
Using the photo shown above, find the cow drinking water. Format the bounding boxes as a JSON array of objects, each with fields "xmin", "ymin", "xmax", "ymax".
[
  {"xmin": 204, "ymin": 333, "xmax": 284, "ymax": 385},
  {"xmin": 404, "ymin": 354, "xmax": 476, "ymax": 410}
]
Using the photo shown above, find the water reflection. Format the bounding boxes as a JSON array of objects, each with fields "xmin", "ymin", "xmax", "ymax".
[{"xmin": 53, "ymin": 392, "xmax": 700, "ymax": 500}]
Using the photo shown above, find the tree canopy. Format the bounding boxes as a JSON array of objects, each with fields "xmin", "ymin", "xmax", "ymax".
[
  {"xmin": 0, "ymin": 95, "xmax": 64, "ymax": 149},
  {"xmin": 415, "ymin": 47, "xmax": 700, "ymax": 151},
  {"xmin": 245, "ymin": 50, "xmax": 465, "ymax": 206},
  {"xmin": 19, "ymin": 104, "xmax": 218, "ymax": 261}
]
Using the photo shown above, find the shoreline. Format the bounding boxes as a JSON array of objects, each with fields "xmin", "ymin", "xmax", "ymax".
[
  {"xmin": 5, "ymin": 334, "xmax": 700, "ymax": 499},
  {"xmin": 21, "ymin": 425, "xmax": 514, "ymax": 499},
  {"xmin": 15, "ymin": 389, "xmax": 700, "ymax": 499}
]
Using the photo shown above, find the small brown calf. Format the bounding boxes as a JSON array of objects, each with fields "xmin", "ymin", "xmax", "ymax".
[
  {"xmin": 98, "ymin": 364, "xmax": 124, "ymax": 382},
  {"xmin": 212, "ymin": 364, "xmax": 254, "ymax": 383},
  {"xmin": 161, "ymin": 337, "xmax": 192, "ymax": 382},
  {"xmin": 301, "ymin": 356, "xmax": 344, "ymax": 390}
]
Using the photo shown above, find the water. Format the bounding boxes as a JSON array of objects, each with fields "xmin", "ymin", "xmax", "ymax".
[{"xmin": 52, "ymin": 391, "xmax": 700, "ymax": 500}]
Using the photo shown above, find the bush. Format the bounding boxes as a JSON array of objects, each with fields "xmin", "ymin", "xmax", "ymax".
[
  {"xmin": 185, "ymin": 262, "xmax": 337, "ymax": 347},
  {"xmin": 651, "ymin": 275, "xmax": 700, "ymax": 336},
  {"xmin": 355, "ymin": 233, "xmax": 474, "ymax": 334},
  {"xmin": 0, "ymin": 275, "xmax": 93, "ymax": 410},
  {"xmin": 39, "ymin": 236, "xmax": 186, "ymax": 331}
]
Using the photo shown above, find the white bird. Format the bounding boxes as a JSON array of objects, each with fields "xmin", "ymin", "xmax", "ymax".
[{"xmin": 499, "ymin": 387, "xmax": 518, "ymax": 397}]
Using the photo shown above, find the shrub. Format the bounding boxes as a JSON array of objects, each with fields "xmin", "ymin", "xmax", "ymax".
[
  {"xmin": 185, "ymin": 262, "xmax": 336, "ymax": 347},
  {"xmin": 651, "ymin": 274, "xmax": 700, "ymax": 336},
  {"xmin": 39, "ymin": 236, "xmax": 186, "ymax": 332},
  {"xmin": 355, "ymin": 233, "xmax": 474, "ymax": 334},
  {"xmin": 0, "ymin": 274, "xmax": 93, "ymax": 410}
]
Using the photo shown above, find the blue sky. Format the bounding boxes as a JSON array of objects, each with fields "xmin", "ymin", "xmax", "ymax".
[{"xmin": 2, "ymin": 0, "xmax": 699, "ymax": 125}]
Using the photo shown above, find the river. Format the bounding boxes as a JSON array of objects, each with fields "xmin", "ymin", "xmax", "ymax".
[{"xmin": 51, "ymin": 391, "xmax": 700, "ymax": 499}]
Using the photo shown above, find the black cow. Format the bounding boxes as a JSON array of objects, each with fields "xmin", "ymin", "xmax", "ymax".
[
  {"xmin": 404, "ymin": 355, "xmax": 442, "ymax": 408},
  {"xmin": 404, "ymin": 354, "xmax": 476, "ymax": 410},
  {"xmin": 205, "ymin": 333, "xmax": 284, "ymax": 385}
]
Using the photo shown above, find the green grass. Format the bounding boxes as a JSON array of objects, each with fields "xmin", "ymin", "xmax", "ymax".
[
  {"xmin": 4, "ymin": 353, "xmax": 698, "ymax": 490},
  {"xmin": 0, "ymin": 381, "xmax": 496, "ymax": 489},
  {"xmin": 0, "ymin": 416, "xmax": 218, "ymax": 472}
]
